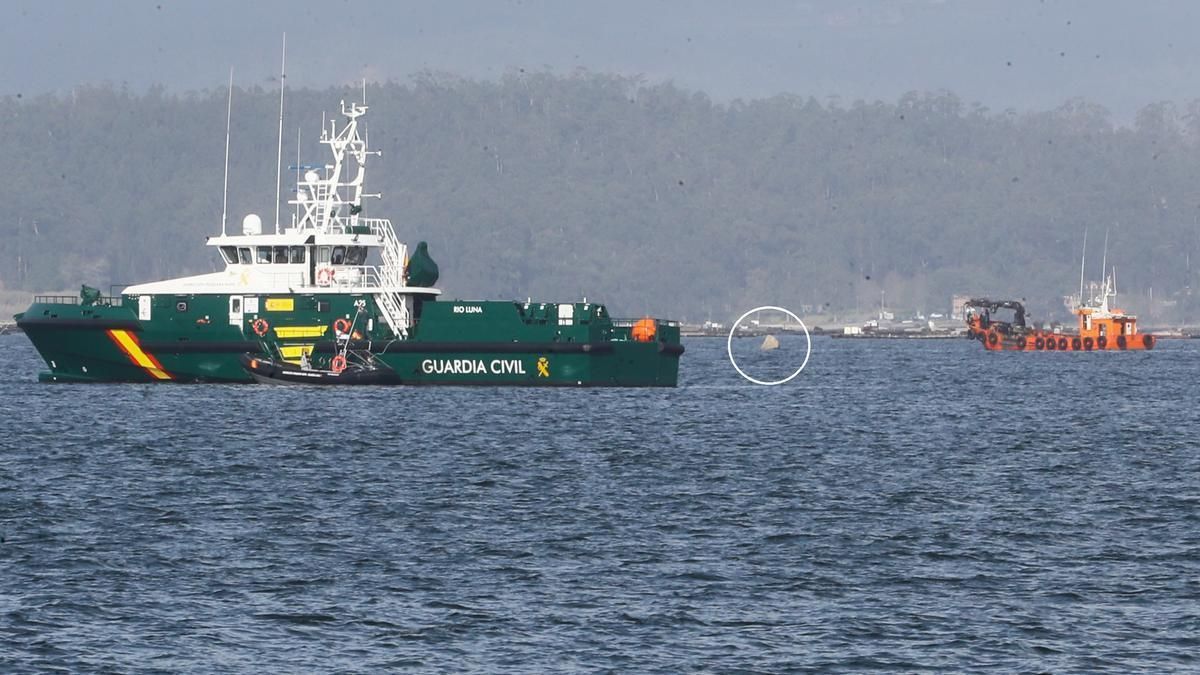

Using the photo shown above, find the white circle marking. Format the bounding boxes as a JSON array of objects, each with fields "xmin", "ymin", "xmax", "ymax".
[{"xmin": 726, "ymin": 306, "xmax": 812, "ymax": 386}]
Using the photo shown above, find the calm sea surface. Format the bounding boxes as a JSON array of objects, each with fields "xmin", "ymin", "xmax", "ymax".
[{"xmin": 1, "ymin": 333, "xmax": 1198, "ymax": 672}]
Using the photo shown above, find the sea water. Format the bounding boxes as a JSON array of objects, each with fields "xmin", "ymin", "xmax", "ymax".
[{"xmin": 1, "ymin": 333, "xmax": 1197, "ymax": 671}]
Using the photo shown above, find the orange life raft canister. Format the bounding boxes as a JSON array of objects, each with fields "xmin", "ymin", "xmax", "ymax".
[{"xmin": 631, "ymin": 318, "xmax": 657, "ymax": 342}]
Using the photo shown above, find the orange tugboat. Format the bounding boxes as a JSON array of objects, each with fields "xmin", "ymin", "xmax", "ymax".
[{"xmin": 965, "ymin": 271, "xmax": 1156, "ymax": 352}]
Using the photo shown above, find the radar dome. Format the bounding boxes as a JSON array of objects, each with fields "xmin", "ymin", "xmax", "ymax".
[
  {"xmin": 304, "ymin": 170, "xmax": 320, "ymax": 183},
  {"xmin": 242, "ymin": 213, "xmax": 263, "ymax": 236}
]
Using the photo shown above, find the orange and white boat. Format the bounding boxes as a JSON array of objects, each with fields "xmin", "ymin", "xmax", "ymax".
[{"xmin": 965, "ymin": 271, "xmax": 1155, "ymax": 352}]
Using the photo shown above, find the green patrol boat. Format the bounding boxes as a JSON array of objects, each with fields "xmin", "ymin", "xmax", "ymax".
[{"xmin": 15, "ymin": 100, "xmax": 683, "ymax": 386}]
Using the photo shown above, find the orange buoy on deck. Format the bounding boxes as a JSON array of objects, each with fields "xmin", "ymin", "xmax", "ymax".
[{"xmin": 631, "ymin": 317, "xmax": 657, "ymax": 342}]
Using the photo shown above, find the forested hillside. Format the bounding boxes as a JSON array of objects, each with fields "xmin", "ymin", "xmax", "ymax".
[{"xmin": 4, "ymin": 73, "xmax": 1200, "ymax": 322}]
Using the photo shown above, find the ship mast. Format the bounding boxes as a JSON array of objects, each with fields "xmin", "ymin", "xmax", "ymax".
[
  {"xmin": 273, "ymin": 33, "xmax": 287, "ymax": 235},
  {"xmin": 220, "ymin": 68, "xmax": 234, "ymax": 237},
  {"xmin": 289, "ymin": 100, "xmax": 380, "ymax": 234},
  {"xmin": 1078, "ymin": 228, "xmax": 1087, "ymax": 308}
]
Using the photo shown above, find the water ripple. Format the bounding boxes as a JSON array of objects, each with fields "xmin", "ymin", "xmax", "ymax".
[{"xmin": 1, "ymin": 334, "xmax": 1198, "ymax": 671}]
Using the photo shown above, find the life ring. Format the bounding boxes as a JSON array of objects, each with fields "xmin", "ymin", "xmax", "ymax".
[
  {"xmin": 1071, "ymin": 337, "xmax": 1081, "ymax": 351},
  {"xmin": 1143, "ymin": 334, "xmax": 1155, "ymax": 349},
  {"xmin": 1116, "ymin": 335, "xmax": 1127, "ymax": 350},
  {"xmin": 316, "ymin": 267, "xmax": 336, "ymax": 287},
  {"xmin": 987, "ymin": 332, "xmax": 998, "ymax": 347},
  {"xmin": 330, "ymin": 354, "xmax": 347, "ymax": 373},
  {"xmin": 1097, "ymin": 336, "xmax": 1108, "ymax": 349},
  {"xmin": 1083, "ymin": 337, "xmax": 1094, "ymax": 351},
  {"xmin": 1034, "ymin": 337, "xmax": 1045, "ymax": 350},
  {"xmin": 1045, "ymin": 336, "xmax": 1056, "ymax": 350},
  {"xmin": 332, "ymin": 317, "xmax": 352, "ymax": 334},
  {"xmin": 1058, "ymin": 338, "xmax": 1068, "ymax": 351},
  {"xmin": 252, "ymin": 317, "xmax": 269, "ymax": 337}
]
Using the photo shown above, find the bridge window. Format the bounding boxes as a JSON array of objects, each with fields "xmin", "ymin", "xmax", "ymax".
[
  {"xmin": 331, "ymin": 246, "xmax": 346, "ymax": 265},
  {"xmin": 238, "ymin": 247, "xmax": 252, "ymax": 265},
  {"xmin": 289, "ymin": 246, "xmax": 305, "ymax": 264},
  {"xmin": 256, "ymin": 246, "xmax": 273, "ymax": 264},
  {"xmin": 346, "ymin": 246, "xmax": 367, "ymax": 265},
  {"xmin": 219, "ymin": 246, "xmax": 237, "ymax": 264},
  {"xmin": 317, "ymin": 246, "xmax": 331, "ymax": 264},
  {"xmin": 273, "ymin": 246, "xmax": 288, "ymax": 264}
]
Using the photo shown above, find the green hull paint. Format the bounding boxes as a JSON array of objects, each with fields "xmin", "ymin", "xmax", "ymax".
[{"xmin": 17, "ymin": 294, "xmax": 682, "ymax": 386}]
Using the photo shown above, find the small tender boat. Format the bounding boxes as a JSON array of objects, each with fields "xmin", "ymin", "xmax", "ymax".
[
  {"xmin": 965, "ymin": 269, "xmax": 1155, "ymax": 352},
  {"xmin": 239, "ymin": 352, "xmax": 399, "ymax": 385}
]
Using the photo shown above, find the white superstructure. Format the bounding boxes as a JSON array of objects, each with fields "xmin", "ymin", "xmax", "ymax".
[{"xmin": 124, "ymin": 100, "xmax": 436, "ymax": 337}]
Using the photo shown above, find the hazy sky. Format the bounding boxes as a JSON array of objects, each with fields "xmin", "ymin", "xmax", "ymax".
[{"xmin": 3, "ymin": 0, "xmax": 1199, "ymax": 121}]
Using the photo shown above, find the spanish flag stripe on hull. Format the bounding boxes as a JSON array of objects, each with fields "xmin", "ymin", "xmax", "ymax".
[{"xmin": 106, "ymin": 329, "xmax": 172, "ymax": 380}]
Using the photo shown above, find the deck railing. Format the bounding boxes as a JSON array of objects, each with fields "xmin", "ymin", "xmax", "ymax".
[
  {"xmin": 34, "ymin": 295, "xmax": 124, "ymax": 306},
  {"xmin": 612, "ymin": 318, "xmax": 680, "ymax": 327}
]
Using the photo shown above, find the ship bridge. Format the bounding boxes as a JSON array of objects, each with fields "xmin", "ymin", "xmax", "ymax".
[{"xmin": 126, "ymin": 100, "xmax": 435, "ymax": 338}]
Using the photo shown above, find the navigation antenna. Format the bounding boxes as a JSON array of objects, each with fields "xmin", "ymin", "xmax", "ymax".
[
  {"xmin": 1078, "ymin": 228, "xmax": 1087, "ymax": 306},
  {"xmin": 1101, "ymin": 227, "xmax": 1109, "ymax": 287},
  {"xmin": 294, "ymin": 126, "xmax": 301, "ymax": 225},
  {"xmin": 220, "ymin": 68, "xmax": 234, "ymax": 237},
  {"xmin": 273, "ymin": 33, "xmax": 287, "ymax": 234}
]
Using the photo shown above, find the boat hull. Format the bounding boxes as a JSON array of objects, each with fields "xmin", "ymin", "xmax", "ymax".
[
  {"xmin": 240, "ymin": 353, "xmax": 399, "ymax": 385},
  {"xmin": 972, "ymin": 329, "xmax": 1156, "ymax": 352},
  {"xmin": 16, "ymin": 295, "xmax": 683, "ymax": 386}
]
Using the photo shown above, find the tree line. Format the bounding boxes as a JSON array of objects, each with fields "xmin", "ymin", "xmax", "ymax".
[{"xmin": 3, "ymin": 73, "xmax": 1200, "ymax": 323}]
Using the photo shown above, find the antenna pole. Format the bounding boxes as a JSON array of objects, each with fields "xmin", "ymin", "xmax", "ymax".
[
  {"xmin": 274, "ymin": 33, "xmax": 286, "ymax": 234},
  {"xmin": 221, "ymin": 68, "xmax": 234, "ymax": 237},
  {"xmin": 295, "ymin": 126, "xmax": 301, "ymax": 225},
  {"xmin": 1101, "ymin": 227, "xmax": 1110, "ymax": 285},
  {"xmin": 1078, "ymin": 228, "xmax": 1087, "ymax": 304}
]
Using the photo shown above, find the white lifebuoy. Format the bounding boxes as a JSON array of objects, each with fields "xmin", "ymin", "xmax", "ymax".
[{"xmin": 316, "ymin": 267, "xmax": 336, "ymax": 287}]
